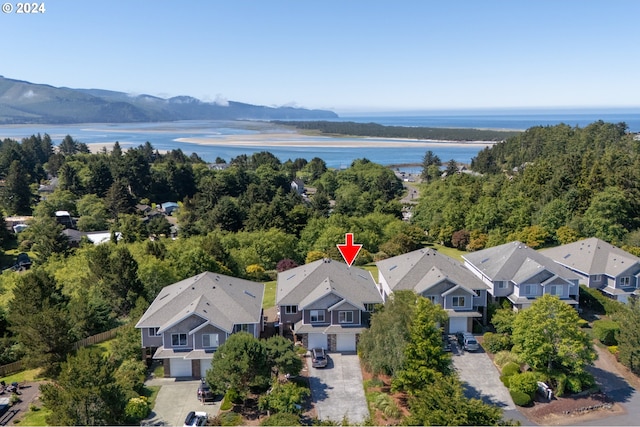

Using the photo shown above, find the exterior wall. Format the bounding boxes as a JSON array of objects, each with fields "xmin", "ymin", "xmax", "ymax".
[
  {"xmin": 492, "ymin": 281, "xmax": 514, "ymax": 298},
  {"xmin": 328, "ymin": 334, "xmax": 336, "ymax": 352},
  {"xmin": 615, "ymin": 265, "xmax": 640, "ymax": 289},
  {"xmin": 542, "ymin": 283, "xmax": 569, "ymax": 298},
  {"xmin": 303, "ymin": 309, "xmax": 329, "ymax": 325},
  {"xmin": 443, "ymin": 289, "xmax": 473, "ymax": 311},
  {"xmin": 192, "ymin": 359, "xmax": 201, "ymax": 378},
  {"xmin": 378, "ymin": 275, "xmax": 392, "ymax": 300},
  {"xmin": 163, "ymin": 358, "xmax": 171, "ymax": 377},
  {"xmin": 330, "ymin": 309, "xmax": 361, "ymax": 326},
  {"xmin": 279, "ymin": 306, "xmax": 302, "ymax": 330},
  {"xmin": 163, "ymin": 315, "xmax": 207, "ymax": 350},
  {"xmin": 311, "ymin": 293, "xmax": 342, "ymax": 310},
  {"xmin": 472, "ymin": 289, "xmax": 487, "ymax": 308},
  {"xmin": 568, "ymin": 279, "xmax": 579, "ymax": 296},
  {"xmin": 193, "ymin": 324, "xmax": 227, "ymax": 350},
  {"xmin": 588, "ymin": 274, "xmax": 607, "ymax": 289},
  {"xmin": 513, "ymin": 283, "xmax": 542, "ymax": 299},
  {"xmin": 141, "ymin": 327, "xmax": 163, "ymax": 348}
]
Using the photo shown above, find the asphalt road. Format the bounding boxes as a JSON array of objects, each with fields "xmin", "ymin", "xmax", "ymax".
[{"xmin": 307, "ymin": 353, "xmax": 369, "ymax": 424}]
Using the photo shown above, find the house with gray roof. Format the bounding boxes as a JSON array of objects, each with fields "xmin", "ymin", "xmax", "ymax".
[
  {"xmin": 376, "ymin": 248, "xmax": 489, "ymax": 333},
  {"xmin": 462, "ymin": 241, "xmax": 580, "ymax": 310},
  {"xmin": 276, "ymin": 258, "xmax": 382, "ymax": 352},
  {"xmin": 136, "ymin": 272, "xmax": 264, "ymax": 378},
  {"xmin": 541, "ymin": 237, "xmax": 640, "ymax": 303}
]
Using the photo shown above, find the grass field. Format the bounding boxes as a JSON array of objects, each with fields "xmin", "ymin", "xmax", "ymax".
[{"xmin": 263, "ymin": 280, "xmax": 276, "ymax": 309}]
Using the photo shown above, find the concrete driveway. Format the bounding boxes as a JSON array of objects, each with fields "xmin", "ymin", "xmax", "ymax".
[
  {"xmin": 308, "ymin": 353, "xmax": 369, "ymax": 424},
  {"xmin": 451, "ymin": 340, "xmax": 533, "ymax": 425},
  {"xmin": 143, "ymin": 378, "xmax": 221, "ymax": 426}
]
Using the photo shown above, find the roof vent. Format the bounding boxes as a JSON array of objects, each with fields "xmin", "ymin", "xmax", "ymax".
[
  {"xmin": 389, "ymin": 265, "xmax": 397, "ymax": 271},
  {"xmin": 244, "ymin": 290, "xmax": 256, "ymax": 298}
]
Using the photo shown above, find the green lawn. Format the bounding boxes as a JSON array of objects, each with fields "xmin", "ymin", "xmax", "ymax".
[
  {"xmin": 15, "ymin": 406, "xmax": 50, "ymax": 426},
  {"xmin": 430, "ymin": 243, "xmax": 468, "ymax": 262},
  {"xmin": 263, "ymin": 280, "xmax": 276, "ymax": 309}
]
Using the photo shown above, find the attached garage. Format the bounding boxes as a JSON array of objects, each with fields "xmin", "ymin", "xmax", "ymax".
[
  {"xmin": 336, "ymin": 334, "xmax": 357, "ymax": 352},
  {"xmin": 200, "ymin": 359, "xmax": 213, "ymax": 379},
  {"xmin": 170, "ymin": 358, "xmax": 192, "ymax": 377},
  {"xmin": 308, "ymin": 333, "xmax": 328, "ymax": 350},
  {"xmin": 448, "ymin": 317, "xmax": 469, "ymax": 334}
]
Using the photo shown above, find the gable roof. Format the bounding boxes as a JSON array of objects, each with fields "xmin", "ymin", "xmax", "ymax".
[
  {"xmin": 541, "ymin": 237, "xmax": 640, "ymax": 277},
  {"xmin": 463, "ymin": 241, "xmax": 580, "ymax": 282},
  {"xmin": 377, "ymin": 247, "xmax": 488, "ymax": 294},
  {"xmin": 136, "ymin": 272, "xmax": 264, "ymax": 333},
  {"xmin": 276, "ymin": 259, "xmax": 382, "ymax": 307}
]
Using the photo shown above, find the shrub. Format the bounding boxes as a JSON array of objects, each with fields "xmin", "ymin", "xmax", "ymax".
[
  {"xmin": 608, "ymin": 345, "xmax": 619, "ymax": 356},
  {"xmin": 219, "ymin": 411, "xmax": 242, "ymax": 426},
  {"xmin": 124, "ymin": 396, "xmax": 150, "ymax": 421},
  {"xmin": 373, "ymin": 393, "xmax": 401, "ymax": 419},
  {"xmin": 577, "ymin": 318, "xmax": 589, "ymax": 328},
  {"xmin": 499, "ymin": 375, "xmax": 511, "ymax": 388},
  {"xmin": 258, "ymin": 382, "xmax": 309, "ymax": 414},
  {"xmin": 579, "ymin": 285, "xmax": 624, "ymax": 315},
  {"xmin": 220, "ymin": 391, "xmax": 234, "ymax": 411},
  {"xmin": 567, "ymin": 372, "xmax": 595, "ymax": 394},
  {"xmin": 483, "ymin": 332, "xmax": 512, "ymax": 353},
  {"xmin": 260, "ymin": 413, "xmax": 301, "ymax": 426},
  {"xmin": 510, "ymin": 389, "xmax": 532, "ymax": 406},
  {"xmin": 501, "ymin": 361, "xmax": 520, "ymax": 377},
  {"xmin": 508, "ymin": 372, "xmax": 538, "ymax": 397},
  {"xmin": 592, "ymin": 319, "xmax": 620, "ymax": 346},
  {"xmin": 364, "ymin": 377, "xmax": 384, "ymax": 389},
  {"xmin": 493, "ymin": 350, "xmax": 519, "ymax": 368}
]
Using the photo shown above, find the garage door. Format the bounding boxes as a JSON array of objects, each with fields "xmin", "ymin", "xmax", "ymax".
[
  {"xmin": 200, "ymin": 359, "xmax": 213, "ymax": 379},
  {"xmin": 449, "ymin": 317, "xmax": 468, "ymax": 334},
  {"xmin": 170, "ymin": 358, "xmax": 192, "ymax": 377},
  {"xmin": 308, "ymin": 333, "xmax": 327, "ymax": 350},
  {"xmin": 336, "ymin": 334, "xmax": 356, "ymax": 352}
]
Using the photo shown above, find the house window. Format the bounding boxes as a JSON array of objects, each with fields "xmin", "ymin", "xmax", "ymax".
[
  {"xmin": 310, "ymin": 310, "xmax": 325, "ymax": 323},
  {"xmin": 452, "ymin": 296, "xmax": 466, "ymax": 307},
  {"xmin": 338, "ymin": 311, "xmax": 354, "ymax": 323},
  {"xmin": 621, "ymin": 277, "xmax": 631, "ymax": 286},
  {"xmin": 202, "ymin": 334, "xmax": 219, "ymax": 348},
  {"xmin": 284, "ymin": 305, "xmax": 298, "ymax": 314},
  {"xmin": 233, "ymin": 324, "xmax": 250, "ymax": 333},
  {"xmin": 364, "ymin": 303, "xmax": 376, "ymax": 312},
  {"xmin": 425, "ymin": 295, "xmax": 438, "ymax": 304},
  {"xmin": 171, "ymin": 333, "xmax": 187, "ymax": 346},
  {"xmin": 149, "ymin": 327, "xmax": 161, "ymax": 337},
  {"xmin": 497, "ymin": 281, "xmax": 507, "ymax": 289},
  {"xmin": 550, "ymin": 285, "xmax": 562, "ymax": 296},
  {"xmin": 593, "ymin": 274, "xmax": 602, "ymax": 282},
  {"xmin": 523, "ymin": 285, "xmax": 533, "ymax": 296}
]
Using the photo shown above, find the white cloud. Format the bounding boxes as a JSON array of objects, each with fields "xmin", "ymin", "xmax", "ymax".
[{"xmin": 213, "ymin": 94, "xmax": 229, "ymax": 107}]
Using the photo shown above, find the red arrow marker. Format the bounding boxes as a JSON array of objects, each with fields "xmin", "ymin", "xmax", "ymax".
[{"xmin": 337, "ymin": 233, "xmax": 362, "ymax": 267}]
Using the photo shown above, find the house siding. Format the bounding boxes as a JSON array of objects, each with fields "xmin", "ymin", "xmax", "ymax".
[
  {"xmin": 330, "ymin": 309, "xmax": 361, "ymax": 326},
  {"xmin": 443, "ymin": 289, "xmax": 473, "ymax": 311},
  {"xmin": 193, "ymin": 324, "xmax": 227, "ymax": 350},
  {"xmin": 141, "ymin": 328, "xmax": 163, "ymax": 348},
  {"xmin": 303, "ymin": 309, "xmax": 329, "ymax": 324},
  {"xmin": 163, "ymin": 315, "xmax": 207, "ymax": 349}
]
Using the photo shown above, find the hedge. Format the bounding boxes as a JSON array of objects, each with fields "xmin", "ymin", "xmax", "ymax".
[
  {"xmin": 482, "ymin": 332, "xmax": 512, "ymax": 353},
  {"xmin": 510, "ymin": 389, "xmax": 532, "ymax": 407},
  {"xmin": 501, "ymin": 361, "xmax": 520, "ymax": 377},
  {"xmin": 592, "ymin": 319, "xmax": 620, "ymax": 346},
  {"xmin": 579, "ymin": 285, "xmax": 624, "ymax": 315}
]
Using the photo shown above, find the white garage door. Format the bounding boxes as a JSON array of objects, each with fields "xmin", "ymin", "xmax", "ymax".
[
  {"xmin": 449, "ymin": 317, "xmax": 468, "ymax": 334},
  {"xmin": 308, "ymin": 333, "xmax": 327, "ymax": 350},
  {"xmin": 200, "ymin": 359, "xmax": 213, "ymax": 379},
  {"xmin": 170, "ymin": 358, "xmax": 192, "ymax": 377},
  {"xmin": 336, "ymin": 334, "xmax": 356, "ymax": 352}
]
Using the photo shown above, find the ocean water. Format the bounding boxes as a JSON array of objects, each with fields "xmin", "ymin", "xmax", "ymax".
[{"xmin": 1, "ymin": 109, "xmax": 638, "ymax": 169}]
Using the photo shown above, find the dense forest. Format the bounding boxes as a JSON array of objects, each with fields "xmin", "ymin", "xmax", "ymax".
[
  {"xmin": 413, "ymin": 120, "xmax": 640, "ymax": 253},
  {"xmin": 272, "ymin": 120, "xmax": 521, "ymax": 141}
]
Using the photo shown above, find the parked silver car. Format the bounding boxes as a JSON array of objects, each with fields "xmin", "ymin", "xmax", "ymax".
[{"xmin": 311, "ymin": 348, "xmax": 328, "ymax": 368}]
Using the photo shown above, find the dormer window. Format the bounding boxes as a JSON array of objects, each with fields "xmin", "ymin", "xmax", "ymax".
[
  {"xmin": 171, "ymin": 333, "xmax": 187, "ymax": 346},
  {"xmin": 310, "ymin": 310, "xmax": 325, "ymax": 323},
  {"xmin": 150, "ymin": 327, "xmax": 161, "ymax": 337},
  {"xmin": 284, "ymin": 305, "xmax": 298, "ymax": 314}
]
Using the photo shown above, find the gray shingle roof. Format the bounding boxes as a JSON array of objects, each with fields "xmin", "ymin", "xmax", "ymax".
[
  {"xmin": 136, "ymin": 272, "xmax": 264, "ymax": 333},
  {"xmin": 541, "ymin": 237, "xmax": 640, "ymax": 277},
  {"xmin": 462, "ymin": 241, "xmax": 580, "ymax": 282},
  {"xmin": 376, "ymin": 247, "xmax": 488, "ymax": 293},
  {"xmin": 276, "ymin": 259, "xmax": 382, "ymax": 307}
]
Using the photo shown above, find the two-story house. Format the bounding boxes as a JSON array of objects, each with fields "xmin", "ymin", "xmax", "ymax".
[
  {"xmin": 541, "ymin": 237, "xmax": 640, "ymax": 303},
  {"xmin": 376, "ymin": 248, "xmax": 489, "ymax": 333},
  {"xmin": 136, "ymin": 272, "xmax": 264, "ymax": 378},
  {"xmin": 462, "ymin": 241, "xmax": 580, "ymax": 310},
  {"xmin": 276, "ymin": 258, "xmax": 383, "ymax": 352}
]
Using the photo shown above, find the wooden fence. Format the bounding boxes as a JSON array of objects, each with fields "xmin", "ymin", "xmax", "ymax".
[{"xmin": 0, "ymin": 325, "xmax": 127, "ymax": 377}]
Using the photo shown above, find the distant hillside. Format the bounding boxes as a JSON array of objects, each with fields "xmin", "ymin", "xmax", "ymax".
[{"xmin": 0, "ymin": 76, "xmax": 338, "ymax": 124}]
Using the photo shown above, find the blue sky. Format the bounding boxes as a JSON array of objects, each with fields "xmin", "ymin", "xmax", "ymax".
[{"xmin": 2, "ymin": 0, "xmax": 640, "ymax": 113}]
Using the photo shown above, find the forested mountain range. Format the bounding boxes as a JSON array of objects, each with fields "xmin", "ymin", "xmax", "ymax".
[{"xmin": 0, "ymin": 76, "xmax": 338, "ymax": 124}]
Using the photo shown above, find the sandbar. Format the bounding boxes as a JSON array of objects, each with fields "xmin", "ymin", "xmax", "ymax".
[{"xmin": 173, "ymin": 133, "xmax": 496, "ymax": 149}]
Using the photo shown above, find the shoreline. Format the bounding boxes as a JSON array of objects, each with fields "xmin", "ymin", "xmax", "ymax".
[{"xmin": 171, "ymin": 133, "xmax": 496, "ymax": 149}]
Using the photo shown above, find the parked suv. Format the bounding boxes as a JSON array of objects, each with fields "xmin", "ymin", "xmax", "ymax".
[
  {"xmin": 183, "ymin": 411, "xmax": 208, "ymax": 427},
  {"xmin": 462, "ymin": 332, "xmax": 479, "ymax": 351},
  {"xmin": 197, "ymin": 380, "xmax": 214, "ymax": 402},
  {"xmin": 311, "ymin": 348, "xmax": 328, "ymax": 368}
]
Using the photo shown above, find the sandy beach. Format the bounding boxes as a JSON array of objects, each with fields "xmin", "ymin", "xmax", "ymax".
[{"xmin": 172, "ymin": 133, "xmax": 495, "ymax": 149}]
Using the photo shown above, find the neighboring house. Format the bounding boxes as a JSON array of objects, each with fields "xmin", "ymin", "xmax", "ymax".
[
  {"xmin": 276, "ymin": 259, "xmax": 383, "ymax": 352},
  {"xmin": 136, "ymin": 272, "xmax": 264, "ymax": 378},
  {"xmin": 291, "ymin": 178, "xmax": 305, "ymax": 195},
  {"xmin": 541, "ymin": 237, "xmax": 640, "ymax": 303},
  {"xmin": 160, "ymin": 202, "xmax": 179, "ymax": 215},
  {"xmin": 463, "ymin": 241, "xmax": 580, "ymax": 310},
  {"xmin": 62, "ymin": 229, "xmax": 122, "ymax": 246},
  {"xmin": 55, "ymin": 210, "xmax": 75, "ymax": 229},
  {"xmin": 376, "ymin": 248, "xmax": 489, "ymax": 333}
]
